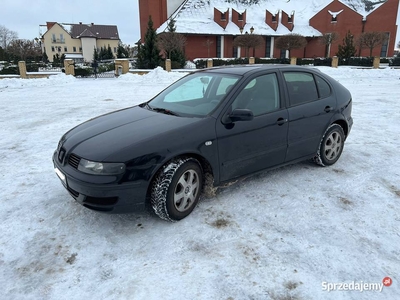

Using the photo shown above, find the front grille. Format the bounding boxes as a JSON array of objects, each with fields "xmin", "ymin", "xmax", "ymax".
[{"xmin": 68, "ymin": 153, "xmax": 80, "ymax": 169}]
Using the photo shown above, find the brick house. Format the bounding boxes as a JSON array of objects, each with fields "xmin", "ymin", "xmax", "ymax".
[
  {"xmin": 139, "ymin": 0, "xmax": 399, "ymax": 60},
  {"xmin": 40, "ymin": 22, "xmax": 120, "ymax": 62}
]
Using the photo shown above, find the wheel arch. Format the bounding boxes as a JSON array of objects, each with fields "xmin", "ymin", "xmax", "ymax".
[
  {"xmin": 331, "ymin": 118, "xmax": 349, "ymax": 138},
  {"xmin": 145, "ymin": 153, "xmax": 215, "ymax": 202}
]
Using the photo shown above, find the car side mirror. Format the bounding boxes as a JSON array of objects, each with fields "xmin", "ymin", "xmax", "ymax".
[{"xmin": 222, "ymin": 108, "xmax": 254, "ymax": 124}]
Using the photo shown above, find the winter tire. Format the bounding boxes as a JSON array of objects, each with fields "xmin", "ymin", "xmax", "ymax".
[
  {"xmin": 151, "ymin": 157, "xmax": 203, "ymax": 222},
  {"xmin": 314, "ymin": 124, "xmax": 345, "ymax": 166}
]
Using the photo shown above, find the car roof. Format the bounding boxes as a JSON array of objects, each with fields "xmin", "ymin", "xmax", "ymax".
[{"xmin": 195, "ymin": 64, "xmax": 319, "ymax": 76}]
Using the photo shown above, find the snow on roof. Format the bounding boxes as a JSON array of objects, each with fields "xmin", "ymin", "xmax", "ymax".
[
  {"xmin": 157, "ymin": 0, "xmax": 388, "ymax": 37},
  {"xmin": 328, "ymin": 9, "xmax": 344, "ymax": 18}
]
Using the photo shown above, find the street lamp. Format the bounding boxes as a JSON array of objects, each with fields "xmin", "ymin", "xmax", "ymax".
[
  {"xmin": 250, "ymin": 26, "xmax": 254, "ymax": 34},
  {"xmin": 239, "ymin": 27, "xmax": 244, "ymax": 34}
]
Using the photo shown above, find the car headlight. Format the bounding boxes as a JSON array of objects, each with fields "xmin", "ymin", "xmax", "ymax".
[{"xmin": 78, "ymin": 159, "xmax": 126, "ymax": 175}]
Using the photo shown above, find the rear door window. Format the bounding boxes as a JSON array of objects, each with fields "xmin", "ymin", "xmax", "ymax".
[
  {"xmin": 315, "ymin": 75, "xmax": 331, "ymax": 99},
  {"xmin": 283, "ymin": 72, "xmax": 318, "ymax": 106}
]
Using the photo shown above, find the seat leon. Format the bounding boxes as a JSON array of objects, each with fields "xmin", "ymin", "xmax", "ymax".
[{"xmin": 53, "ymin": 65, "xmax": 353, "ymax": 221}]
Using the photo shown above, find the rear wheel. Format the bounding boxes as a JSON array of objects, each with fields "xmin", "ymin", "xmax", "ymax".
[
  {"xmin": 314, "ymin": 124, "xmax": 345, "ymax": 166},
  {"xmin": 151, "ymin": 157, "xmax": 203, "ymax": 222}
]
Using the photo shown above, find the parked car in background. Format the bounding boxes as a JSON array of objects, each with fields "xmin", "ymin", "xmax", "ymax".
[{"xmin": 53, "ymin": 65, "xmax": 353, "ymax": 221}]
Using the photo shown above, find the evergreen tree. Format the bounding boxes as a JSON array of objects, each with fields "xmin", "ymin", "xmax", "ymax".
[
  {"xmin": 42, "ymin": 51, "xmax": 48, "ymax": 63},
  {"xmin": 136, "ymin": 16, "xmax": 161, "ymax": 69},
  {"xmin": 99, "ymin": 46, "xmax": 106, "ymax": 60},
  {"xmin": 53, "ymin": 54, "xmax": 60, "ymax": 63},
  {"xmin": 337, "ymin": 31, "xmax": 357, "ymax": 61},
  {"xmin": 93, "ymin": 47, "xmax": 99, "ymax": 61},
  {"xmin": 117, "ymin": 44, "xmax": 129, "ymax": 58},
  {"xmin": 0, "ymin": 46, "xmax": 6, "ymax": 61},
  {"xmin": 157, "ymin": 19, "xmax": 186, "ymax": 68},
  {"xmin": 106, "ymin": 45, "xmax": 114, "ymax": 59}
]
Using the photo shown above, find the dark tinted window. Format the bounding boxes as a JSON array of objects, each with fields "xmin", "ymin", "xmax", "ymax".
[
  {"xmin": 232, "ymin": 73, "xmax": 280, "ymax": 116},
  {"xmin": 283, "ymin": 72, "xmax": 318, "ymax": 106},
  {"xmin": 315, "ymin": 75, "xmax": 331, "ymax": 98}
]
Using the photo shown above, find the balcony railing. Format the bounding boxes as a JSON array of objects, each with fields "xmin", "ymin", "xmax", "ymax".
[{"xmin": 51, "ymin": 39, "xmax": 65, "ymax": 44}]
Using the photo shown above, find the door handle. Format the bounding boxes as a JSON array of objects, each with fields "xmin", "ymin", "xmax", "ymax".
[
  {"xmin": 276, "ymin": 118, "xmax": 288, "ymax": 126},
  {"xmin": 324, "ymin": 106, "xmax": 333, "ymax": 113}
]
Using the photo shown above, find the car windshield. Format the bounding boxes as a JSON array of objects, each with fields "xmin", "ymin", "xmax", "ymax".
[{"xmin": 147, "ymin": 72, "xmax": 241, "ymax": 117}]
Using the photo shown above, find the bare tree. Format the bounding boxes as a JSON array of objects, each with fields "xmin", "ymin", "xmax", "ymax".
[
  {"xmin": 358, "ymin": 31, "xmax": 387, "ymax": 57},
  {"xmin": 233, "ymin": 34, "xmax": 264, "ymax": 57},
  {"xmin": 319, "ymin": 32, "xmax": 339, "ymax": 57},
  {"xmin": 7, "ymin": 39, "xmax": 41, "ymax": 61},
  {"xmin": 275, "ymin": 33, "xmax": 307, "ymax": 58},
  {"xmin": 0, "ymin": 25, "xmax": 18, "ymax": 49},
  {"xmin": 157, "ymin": 32, "xmax": 186, "ymax": 59}
]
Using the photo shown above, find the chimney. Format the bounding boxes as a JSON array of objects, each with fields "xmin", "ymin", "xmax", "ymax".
[
  {"xmin": 46, "ymin": 22, "xmax": 57, "ymax": 30},
  {"xmin": 214, "ymin": 7, "xmax": 229, "ymax": 29},
  {"xmin": 232, "ymin": 9, "xmax": 246, "ymax": 30},
  {"xmin": 265, "ymin": 10, "xmax": 279, "ymax": 31},
  {"xmin": 281, "ymin": 11, "xmax": 295, "ymax": 31}
]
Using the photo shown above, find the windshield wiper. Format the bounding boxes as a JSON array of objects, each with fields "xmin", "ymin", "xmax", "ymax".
[{"xmin": 149, "ymin": 106, "xmax": 180, "ymax": 116}]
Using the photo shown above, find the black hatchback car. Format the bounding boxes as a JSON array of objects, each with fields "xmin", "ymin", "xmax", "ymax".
[{"xmin": 53, "ymin": 65, "xmax": 353, "ymax": 221}]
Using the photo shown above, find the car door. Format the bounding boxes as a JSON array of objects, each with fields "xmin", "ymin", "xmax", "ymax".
[
  {"xmin": 215, "ymin": 72, "xmax": 289, "ymax": 182},
  {"xmin": 283, "ymin": 71, "xmax": 336, "ymax": 162}
]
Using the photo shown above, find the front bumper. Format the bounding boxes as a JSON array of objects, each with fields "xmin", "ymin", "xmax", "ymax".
[{"xmin": 53, "ymin": 152, "xmax": 148, "ymax": 213}]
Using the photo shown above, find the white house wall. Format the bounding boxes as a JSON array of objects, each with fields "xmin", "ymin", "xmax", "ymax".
[{"xmin": 81, "ymin": 37, "xmax": 97, "ymax": 62}]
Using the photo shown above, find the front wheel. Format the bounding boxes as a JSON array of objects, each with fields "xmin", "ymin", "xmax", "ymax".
[
  {"xmin": 151, "ymin": 157, "xmax": 203, "ymax": 222},
  {"xmin": 314, "ymin": 124, "xmax": 345, "ymax": 166}
]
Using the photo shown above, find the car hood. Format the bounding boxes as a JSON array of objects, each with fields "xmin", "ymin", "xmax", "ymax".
[{"xmin": 62, "ymin": 106, "xmax": 202, "ymax": 162}]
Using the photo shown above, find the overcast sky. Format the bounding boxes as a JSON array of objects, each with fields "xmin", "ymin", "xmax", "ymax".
[
  {"xmin": 1, "ymin": 0, "xmax": 141, "ymax": 46},
  {"xmin": 1, "ymin": 0, "xmax": 400, "ymax": 50}
]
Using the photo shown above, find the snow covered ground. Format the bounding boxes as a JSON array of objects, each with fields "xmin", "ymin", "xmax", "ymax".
[{"xmin": 0, "ymin": 66, "xmax": 399, "ymax": 300}]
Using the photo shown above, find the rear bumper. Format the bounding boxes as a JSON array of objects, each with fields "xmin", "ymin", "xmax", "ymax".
[{"xmin": 53, "ymin": 153, "xmax": 148, "ymax": 213}]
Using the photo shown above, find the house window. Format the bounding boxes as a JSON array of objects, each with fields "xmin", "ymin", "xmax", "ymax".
[
  {"xmin": 60, "ymin": 34, "xmax": 64, "ymax": 43},
  {"xmin": 233, "ymin": 46, "xmax": 238, "ymax": 58},
  {"xmin": 64, "ymin": 47, "xmax": 67, "ymax": 52},
  {"xmin": 238, "ymin": 13, "xmax": 243, "ymax": 21},
  {"xmin": 280, "ymin": 49, "xmax": 286, "ymax": 59},
  {"xmin": 73, "ymin": 47, "xmax": 76, "ymax": 52},
  {"xmin": 79, "ymin": 47, "xmax": 82, "ymax": 52},
  {"xmin": 265, "ymin": 36, "xmax": 272, "ymax": 57},
  {"xmin": 216, "ymin": 36, "xmax": 222, "ymax": 58},
  {"xmin": 380, "ymin": 32, "xmax": 390, "ymax": 57},
  {"xmin": 114, "ymin": 47, "xmax": 117, "ymax": 53},
  {"xmin": 272, "ymin": 15, "xmax": 277, "ymax": 22},
  {"xmin": 51, "ymin": 46, "xmax": 55, "ymax": 52},
  {"xmin": 52, "ymin": 34, "xmax": 56, "ymax": 43},
  {"xmin": 331, "ymin": 16, "xmax": 337, "ymax": 22},
  {"xmin": 221, "ymin": 12, "xmax": 226, "ymax": 21},
  {"xmin": 288, "ymin": 15, "xmax": 293, "ymax": 23}
]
